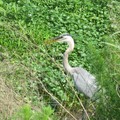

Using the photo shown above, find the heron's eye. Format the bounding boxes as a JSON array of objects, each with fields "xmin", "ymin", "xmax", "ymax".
[{"xmin": 61, "ymin": 37, "xmax": 66, "ymax": 41}]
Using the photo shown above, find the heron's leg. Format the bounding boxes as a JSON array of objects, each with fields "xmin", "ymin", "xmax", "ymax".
[
  {"xmin": 82, "ymin": 99, "xmax": 87, "ymax": 120},
  {"xmin": 81, "ymin": 99, "xmax": 89, "ymax": 120}
]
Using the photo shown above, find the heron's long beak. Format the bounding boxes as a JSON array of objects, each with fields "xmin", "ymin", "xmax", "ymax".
[{"xmin": 45, "ymin": 35, "xmax": 62, "ymax": 44}]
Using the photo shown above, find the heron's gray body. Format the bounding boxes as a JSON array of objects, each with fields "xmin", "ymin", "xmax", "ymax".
[{"xmin": 71, "ymin": 67, "xmax": 97, "ymax": 98}]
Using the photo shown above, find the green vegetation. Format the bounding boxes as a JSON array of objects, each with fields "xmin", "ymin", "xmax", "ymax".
[
  {"xmin": 0, "ymin": 0, "xmax": 120, "ymax": 120},
  {"xmin": 10, "ymin": 105, "xmax": 55, "ymax": 120}
]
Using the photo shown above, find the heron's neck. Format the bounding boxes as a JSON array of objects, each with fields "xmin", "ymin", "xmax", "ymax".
[{"xmin": 63, "ymin": 41, "xmax": 74, "ymax": 74}]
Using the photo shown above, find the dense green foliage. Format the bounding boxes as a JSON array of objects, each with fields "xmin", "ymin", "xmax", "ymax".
[
  {"xmin": 10, "ymin": 105, "xmax": 55, "ymax": 120},
  {"xmin": 0, "ymin": 0, "xmax": 120, "ymax": 119}
]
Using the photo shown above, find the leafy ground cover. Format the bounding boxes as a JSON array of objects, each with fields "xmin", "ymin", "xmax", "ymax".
[{"xmin": 0, "ymin": 0, "xmax": 120, "ymax": 119}]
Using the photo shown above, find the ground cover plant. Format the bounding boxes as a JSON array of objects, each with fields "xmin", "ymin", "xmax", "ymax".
[{"xmin": 0, "ymin": 0, "xmax": 120, "ymax": 119}]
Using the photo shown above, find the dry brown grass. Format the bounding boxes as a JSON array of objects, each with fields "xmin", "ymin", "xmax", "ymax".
[
  {"xmin": 0, "ymin": 53, "xmax": 24, "ymax": 119},
  {"xmin": 0, "ymin": 77, "xmax": 23, "ymax": 119}
]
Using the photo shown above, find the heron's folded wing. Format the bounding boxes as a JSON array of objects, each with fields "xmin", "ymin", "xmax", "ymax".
[{"xmin": 72, "ymin": 68, "xmax": 97, "ymax": 98}]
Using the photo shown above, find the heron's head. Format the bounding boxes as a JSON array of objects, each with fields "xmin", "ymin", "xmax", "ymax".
[{"xmin": 45, "ymin": 33, "xmax": 74, "ymax": 45}]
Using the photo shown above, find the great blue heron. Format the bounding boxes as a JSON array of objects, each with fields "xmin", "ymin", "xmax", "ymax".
[{"xmin": 46, "ymin": 33, "xmax": 98, "ymax": 98}]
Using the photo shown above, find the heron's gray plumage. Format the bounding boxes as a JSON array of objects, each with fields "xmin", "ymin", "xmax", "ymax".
[
  {"xmin": 71, "ymin": 67, "xmax": 98, "ymax": 98},
  {"xmin": 49, "ymin": 33, "xmax": 98, "ymax": 98}
]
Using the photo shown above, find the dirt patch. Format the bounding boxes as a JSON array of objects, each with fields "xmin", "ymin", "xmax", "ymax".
[
  {"xmin": 0, "ymin": 55, "xmax": 24, "ymax": 120},
  {"xmin": 0, "ymin": 77, "xmax": 23, "ymax": 119}
]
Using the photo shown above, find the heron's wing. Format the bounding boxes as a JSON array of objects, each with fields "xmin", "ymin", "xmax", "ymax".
[{"xmin": 71, "ymin": 67, "xmax": 98, "ymax": 98}]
